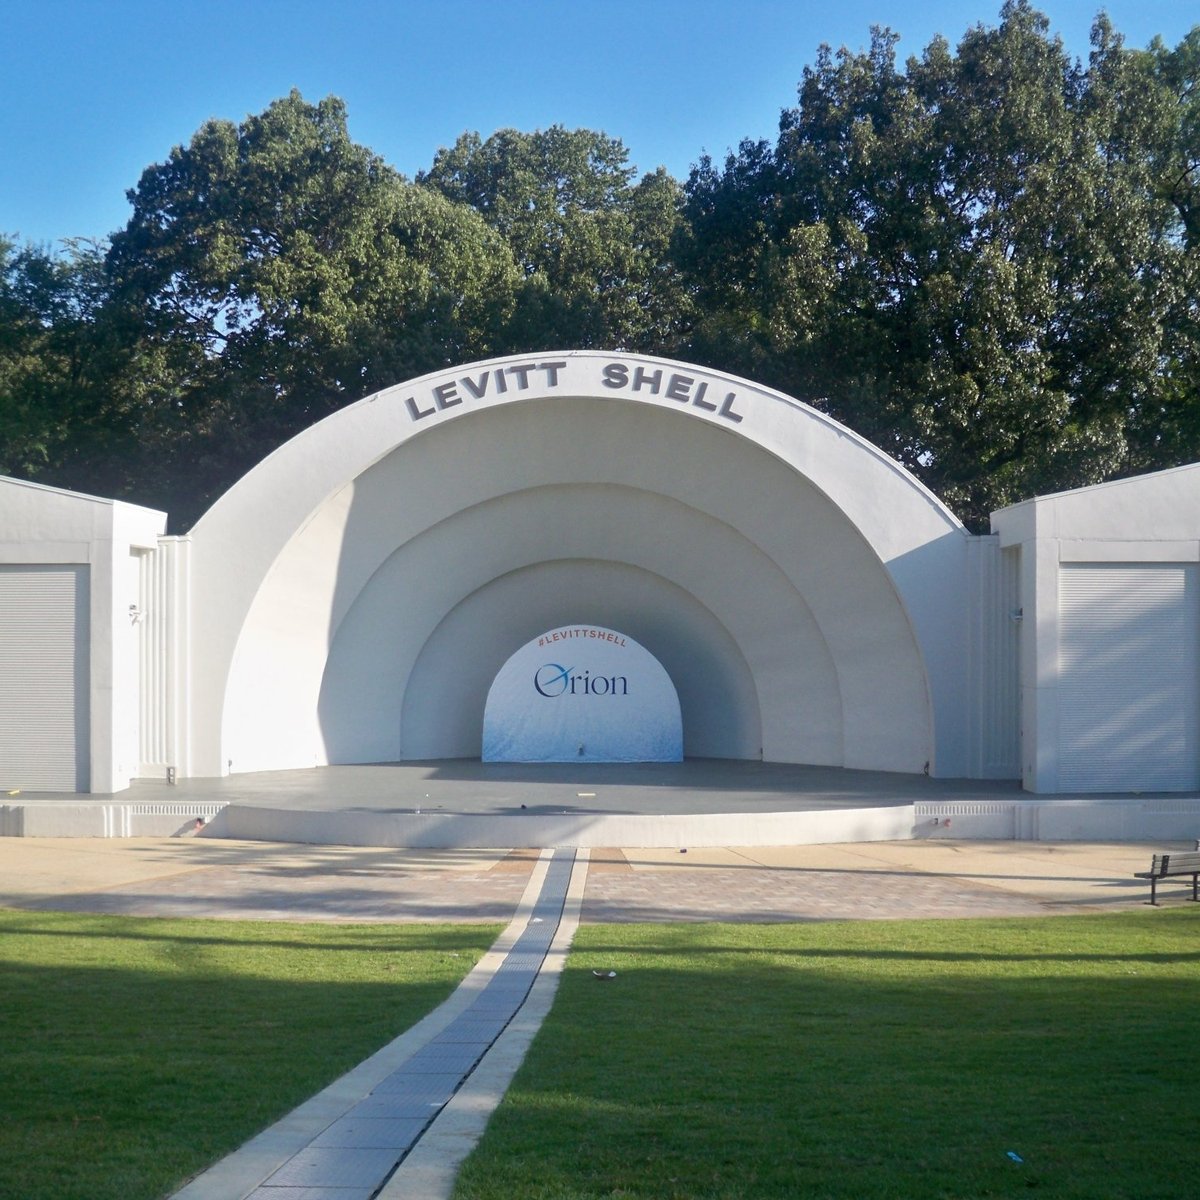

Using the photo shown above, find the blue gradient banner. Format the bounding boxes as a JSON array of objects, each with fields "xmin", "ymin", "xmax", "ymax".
[{"xmin": 483, "ymin": 625, "xmax": 683, "ymax": 762}]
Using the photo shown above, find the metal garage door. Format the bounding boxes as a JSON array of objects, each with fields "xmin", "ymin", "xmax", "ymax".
[
  {"xmin": 0, "ymin": 565, "xmax": 90, "ymax": 791},
  {"xmin": 1059, "ymin": 563, "xmax": 1198, "ymax": 792}
]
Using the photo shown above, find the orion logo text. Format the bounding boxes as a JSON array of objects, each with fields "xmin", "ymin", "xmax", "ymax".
[{"xmin": 533, "ymin": 664, "xmax": 630, "ymax": 698}]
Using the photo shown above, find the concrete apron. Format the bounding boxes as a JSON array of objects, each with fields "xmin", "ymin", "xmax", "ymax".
[{"xmin": 170, "ymin": 849, "xmax": 589, "ymax": 1200}]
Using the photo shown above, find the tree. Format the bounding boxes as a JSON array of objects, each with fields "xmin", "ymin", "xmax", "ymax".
[
  {"xmin": 421, "ymin": 126, "xmax": 689, "ymax": 352},
  {"xmin": 680, "ymin": 2, "xmax": 1200, "ymax": 527},
  {"xmin": 105, "ymin": 91, "xmax": 522, "ymax": 525},
  {"xmin": 0, "ymin": 236, "xmax": 70, "ymax": 477},
  {"xmin": 1111, "ymin": 25, "xmax": 1200, "ymax": 473},
  {"xmin": 0, "ymin": 237, "xmax": 148, "ymax": 493},
  {"xmin": 7, "ymin": 24, "xmax": 1198, "ymax": 532}
]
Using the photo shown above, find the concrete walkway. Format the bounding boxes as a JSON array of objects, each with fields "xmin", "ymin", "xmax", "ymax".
[{"xmin": 167, "ymin": 848, "xmax": 584, "ymax": 1200}]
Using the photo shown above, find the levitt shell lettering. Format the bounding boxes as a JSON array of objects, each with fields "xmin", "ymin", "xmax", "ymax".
[{"xmin": 482, "ymin": 625, "xmax": 683, "ymax": 763}]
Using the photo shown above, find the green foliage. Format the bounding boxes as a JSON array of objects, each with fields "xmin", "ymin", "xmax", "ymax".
[
  {"xmin": 0, "ymin": 238, "xmax": 136, "ymax": 487},
  {"xmin": 421, "ymin": 125, "xmax": 690, "ymax": 352},
  {"xmin": 682, "ymin": 1, "xmax": 1200, "ymax": 527},
  {"xmin": 455, "ymin": 912, "xmax": 1200, "ymax": 1199},
  {"xmin": 0, "ymin": 237, "xmax": 65, "ymax": 475},
  {"xmin": 100, "ymin": 91, "xmax": 522, "ymax": 525},
  {"xmin": 2, "ymin": 7, "xmax": 1198, "ymax": 528},
  {"xmin": 0, "ymin": 909, "xmax": 499, "ymax": 1200}
]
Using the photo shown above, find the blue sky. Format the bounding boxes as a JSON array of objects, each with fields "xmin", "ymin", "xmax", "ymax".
[{"xmin": 3, "ymin": 0, "xmax": 1194, "ymax": 249}]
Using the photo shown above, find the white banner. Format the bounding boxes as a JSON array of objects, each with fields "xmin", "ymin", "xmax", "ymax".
[{"xmin": 482, "ymin": 625, "xmax": 682, "ymax": 762}]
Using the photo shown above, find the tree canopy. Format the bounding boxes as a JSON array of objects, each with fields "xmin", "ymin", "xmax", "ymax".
[
  {"xmin": 2, "ymin": 4, "xmax": 1197, "ymax": 531},
  {"xmin": 681, "ymin": 1, "xmax": 1200, "ymax": 523},
  {"xmin": 420, "ymin": 126, "xmax": 688, "ymax": 352},
  {"xmin": 100, "ymin": 91, "xmax": 522, "ymax": 523}
]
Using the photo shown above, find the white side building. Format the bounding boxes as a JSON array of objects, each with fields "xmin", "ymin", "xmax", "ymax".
[
  {"xmin": 0, "ymin": 478, "xmax": 166, "ymax": 793},
  {"xmin": 993, "ymin": 464, "xmax": 1200, "ymax": 794}
]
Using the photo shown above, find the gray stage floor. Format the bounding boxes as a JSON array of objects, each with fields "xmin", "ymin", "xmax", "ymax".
[{"xmin": 97, "ymin": 760, "xmax": 1026, "ymax": 815}]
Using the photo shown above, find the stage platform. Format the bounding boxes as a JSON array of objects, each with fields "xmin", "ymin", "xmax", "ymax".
[{"xmin": 4, "ymin": 760, "xmax": 1200, "ymax": 845}]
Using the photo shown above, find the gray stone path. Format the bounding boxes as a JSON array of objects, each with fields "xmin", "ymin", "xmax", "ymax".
[{"xmin": 172, "ymin": 850, "xmax": 578, "ymax": 1200}]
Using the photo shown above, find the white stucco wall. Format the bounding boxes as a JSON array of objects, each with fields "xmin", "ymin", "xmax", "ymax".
[
  {"xmin": 395, "ymin": 558, "xmax": 762, "ymax": 762},
  {"xmin": 190, "ymin": 352, "xmax": 972, "ymax": 780}
]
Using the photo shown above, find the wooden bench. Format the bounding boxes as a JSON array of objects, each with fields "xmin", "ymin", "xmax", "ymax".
[{"xmin": 1134, "ymin": 850, "xmax": 1200, "ymax": 906}]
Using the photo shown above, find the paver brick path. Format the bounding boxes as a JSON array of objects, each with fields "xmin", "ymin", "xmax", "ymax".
[
  {"xmin": 0, "ymin": 841, "xmax": 537, "ymax": 923},
  {"xmin": 587, "ymin": 853, "xmax": 1057, "ymax": 921},
  {"xmin": 0, "ymin": 837, "xmax": 1161, "ymax": 922},
  {"xmin": 584, "ymin": 842, "xmax": 1154, "ymax": 920}
]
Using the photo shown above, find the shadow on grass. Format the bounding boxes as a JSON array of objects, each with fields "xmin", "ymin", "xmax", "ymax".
[
  {"xmin": 571, "ymin": 940, "xmax": 1200, "ymax": 966},
  {"xmin": 0, "ymin": 913, "xmax": 500, "ymax": 1200},
  {"xmin": 454, "ymin": 912, "xmax": 1200, "ymax": 1200},
  {"xmin": 1, "ymin": 905, "xmax": 515, "ymax": 949}
]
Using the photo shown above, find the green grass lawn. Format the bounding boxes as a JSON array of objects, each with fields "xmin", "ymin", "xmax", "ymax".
[
  {"xmin": 0, "ymin": 910, "xmax": 501, "ymax": 1200},
  {"xmin": 453, "ymin": 912, "xmax": 1200, "ymax": 1200}
]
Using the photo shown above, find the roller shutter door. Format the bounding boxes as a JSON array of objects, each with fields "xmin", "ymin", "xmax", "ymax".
[
  {"xmin": 0, "ymin": 565, "xmax": 89, "ymax": 791},
  {"xmin": 1058, "ymin": 563, "xmax": 1198, "ymax": 792}
]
